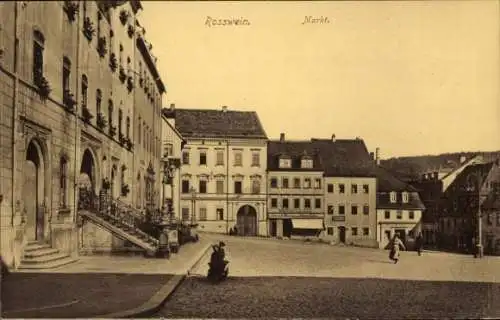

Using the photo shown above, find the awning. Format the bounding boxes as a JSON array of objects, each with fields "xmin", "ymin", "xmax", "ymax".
[{"xmin": 291, "ymin": 219, "xmax": 324, "ymax": 229}]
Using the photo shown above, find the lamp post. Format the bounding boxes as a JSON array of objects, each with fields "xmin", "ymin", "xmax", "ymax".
[
  {"xmin": 476, "ymin": 176, "xmax": 484, "ymax": 259},
  {"xmin": 162, "ymin": 157, "xmax": 177, "ymax": 224}
]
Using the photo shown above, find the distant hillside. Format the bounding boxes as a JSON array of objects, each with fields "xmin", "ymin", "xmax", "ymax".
[{"xmin": 380, "ymin": 151, "xmax": 500, "ymax": 182}]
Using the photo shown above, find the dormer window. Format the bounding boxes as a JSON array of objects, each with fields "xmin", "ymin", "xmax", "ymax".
[
  {"xmin": 301, "ymin": 156, "xmax": 313, "ymax": 169},
  {"xmin": 390, "ymin": 191, "xmax": 397, "ymax": 203},
  {"xmin": 402, "ymin": 192, "xmax": 409, "ymax": 203},
  {"xmin": 279, "ymin": 155, "xmax": 291, "ymax": 168}
]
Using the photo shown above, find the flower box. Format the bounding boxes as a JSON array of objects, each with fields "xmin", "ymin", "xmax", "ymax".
[
  {"xmin": 63, "ymin": 1, "xmax": 79, "ymax": 22},
  {"xmin": 109, "ymin": 53, "xmax": 118, "ymax": 72},
  {"xmin": 35, "ymin": 75, "xmax": 51, "ymax": 100},
  {"xmin": 81, "ymin": 106, "xmax": 93, "ymax": 123},
  {"xmin": 96, "ymin": 113, "xmax": 107, "ymax": 130},
  {"xmin": 83, "ymin": 17, "xmax": 95, "ymax": 41},
  {"xmin": 97, "ymin": 37, "xmax": 107, "ymax": 58},
  {"xmin": 119, "ymin": 66, "xmax": 127, "ymax": 83},
  {"xmin": 63, "ymin": 89, "xmax": 76, "ymax": 111},
  {"xmin": 119, "ymin": 10, "xmax": 129, "ymax": 25}
]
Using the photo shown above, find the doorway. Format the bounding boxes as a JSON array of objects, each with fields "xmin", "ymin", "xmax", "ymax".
[
  {"xmin": 395, "ymin": 229, "xmax": 406, "ymax": 245},
  {"xmin": 270, "ymin": 219, "xmax": 277, "ymax": 237},
  {"xmin": 338, "ymin": 226, "xmax": 346, "ymax": 243},
  {"xmin": 283, "ymin": 219, "xmax": 292, "ymax": 238},
  {"xmin": 23, "ymin": 140, "xmax": 45, "ymax": 241},
  {"xmin": 236, "ymin": 205, "xmax": 257, "ymax": 236}
]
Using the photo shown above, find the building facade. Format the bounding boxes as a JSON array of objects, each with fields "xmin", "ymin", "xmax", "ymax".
[
  {"xmin": 267, "ymin": 135, "xmax": 325, "ymax": 238},
  {"xmin": 375, "ymin": 167, "xmax": 425, "ymax": 249},
  {"xmin": 164, "ymin": 106, "xmax": 268, "ymax": 236},
  {"xmin": 0, "ymin": 1, "xmax": 165, "ymax": 268}
]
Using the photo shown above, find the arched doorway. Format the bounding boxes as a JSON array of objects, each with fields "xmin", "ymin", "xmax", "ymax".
[
  {"xmin": 22, "ymin": 139, "xmax": 46, "ymax": 241},
  {"xmin": 79, "ymin": 148, "xmax": 97, "ymax": 210},
  {"xmin": 236, "ymin": 205, "xmax": 257, "ymax": 236}
]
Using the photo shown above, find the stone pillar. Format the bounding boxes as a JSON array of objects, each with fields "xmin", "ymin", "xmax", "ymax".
[{"xmin": 277, "ymin": 219, "xmax": 283, "ymax": 238}]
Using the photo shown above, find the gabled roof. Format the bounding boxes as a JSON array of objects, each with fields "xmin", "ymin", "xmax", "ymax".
[
  {"xmin": 377, "ymin": 192, "xmax": 426, "ymax": 210},
  {"xmin": 267, "ymin": 141, "xmax": 323, "ymax": 171},
  {"xmin": 375, "ymin": 166, "xmax": 419, "ymax": 192},
  {"xmin": 166, "ymin": 108, "xmax": 268, "ymax": 139},
  {"xmin": 444, "ymin": 162, "xmax": 494, "ymax": 196}
]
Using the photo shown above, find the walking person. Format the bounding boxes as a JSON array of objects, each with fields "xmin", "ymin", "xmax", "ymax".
[
  {"xmin": 389, "ymin": 234, "xmax": 406, "ymax": 264},
  {"xmin": 415, "ymin": 232, "xmax": 424, "ymax": 256}
]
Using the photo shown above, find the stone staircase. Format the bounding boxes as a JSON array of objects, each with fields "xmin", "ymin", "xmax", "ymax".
[{"xmin": 19, "ymin": 242, "xmax": 78, "ymax": 270}]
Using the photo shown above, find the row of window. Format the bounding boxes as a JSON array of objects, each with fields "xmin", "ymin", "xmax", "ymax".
[
  {"xmin": 181, "ymin": 179, "xmax": 261, "ymax": 194},
  {"xmin": 181, "ymin": 207, "xmax": 225, "ymax": 221},
  {"xmin": 325, "ymin": 204, "xmax": 370, "ymax": 215},
  {"xmin": 326, "ymin": 227, "xmax": 370, "ymax": 236},
  {"xmin": 182, "ymin": 150, "xmax": 261, "ymax": 167},
  {"xmin": 383, "ymin": 210, "xmax": 416, "ymax": 220},
  {"xmin": 270, "ymin": 198, "xmax": 322, "ymax": 210},
  {"xmin": 278, "ymin": 157, "xmax": 314, "ymax": 169},
  {"xmin": 270, "ymin": 177, "xmax": 322, "ymax": 189}
]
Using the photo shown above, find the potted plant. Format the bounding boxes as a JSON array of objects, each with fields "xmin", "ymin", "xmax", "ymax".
[
  {"xmin": 83, "ymin": 17, "xmax": 95, "ymax": 41},
  {"xmin": 119, "ymin": 9, "xmax": 129, "ymax": 25},
  {"xmin": 63, "ymin": 1, "xmax": 79, "ymax": 22},
  {"xmin": 127, "ymin": 24, "xmax": 135, "ymax": 38},
  {"xmin": 109, "ymin": 53, "xmax": 118, "ymax": 72},
  {"xmin": 81, "ymin": 106, "xmax": 93, "ymax": 123},
  {"xmin": 63, "ymin": 89, "xmax": 76, "ymax": 111},
  {"xmin": 97, "ymin": 37, "xmax": 107, "ymax": 58},
  {"xmin": 127, "ymin": 76, "xmax": 134, "ymax": 92},
  {"xmin": 121, "ymin": 184, "xmax": 130, "ymax": 196},
  {"xmin": 96, "ymin": 112, "xmax": 107, "ymax": 130},
  {"xmin": 109, "ymin": 124, "xmax": 117, "ymax": 137},
  {"xmin": 119, "ymin": 66, "xmax": 127, "ymax": 83},
  {"xmin": 36, "ymin": 76, "xmax": 51, "ymax": 100},
  {"xmin": 119, "ymin": 132, "xmax": 125, "ymax": 144},
  {"xmin": 126, "ymin": 138, "xmax": 134, "ymax": 151},
  {"xmin": 102, "ymin": 178, "xmax": 111, "ymax": 190}
]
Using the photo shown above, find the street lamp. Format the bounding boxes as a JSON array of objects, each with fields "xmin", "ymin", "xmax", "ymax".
[{"xmin": 162, "ymin": 157, "xmax": 180, "ymax": 224}]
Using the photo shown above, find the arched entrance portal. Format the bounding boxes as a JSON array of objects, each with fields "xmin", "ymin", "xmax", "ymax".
[
  {"xmin": 78, "ymin": 148, "xmax": 97, "ymax": 210},
  {"xmin": 23, "ymin": 139, "xmax": 46, "ymax": 241},
  {"xmin": 236, "ymin": 205, "xmax": 257, "ymax": 236}
]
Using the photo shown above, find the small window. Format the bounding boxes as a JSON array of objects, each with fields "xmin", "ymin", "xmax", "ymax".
[
  {"xmin": 81, "ymin": 75, "xmax": 88, "ymax": 109},
  {"xmin": 315, "ymin": 198, "xmax": 321, "ymax": 209},
  {"xmin": 384, "ymin": 210, "xmax": 390, "ymax": 219},
  {"xmin": 304, "ymin": 178, "xmax": 311, "ymax": 189},
  {"xmin": 397, "ymin": 210, "xmax": 403, "ymax": 219},
  {"xmin": 199, "ymin": 208, "xmax": 207, "ymax": 221},
  {"xmin": 181, "ymin": 207, "xmax": 190, "ymax": 221},
  {"xmin": 301, "ymin": 158, "xmax": 313, "ymax": 168},
  {"xmin": 351, "ymin": 184, "xmax": 358, "ymax": 194},
  {"xmin": 216, "ymin": 180, "xmax": 224, "ymax": 194},
  {"xmin": 339, "ymin": 205, "xmax": 345, "ymax": 215},
  {"xmin": 271, "ymin": 198, "xmax": 278, "ymax": 208},
  {"xmin": 282, "ymin": 178, "xmax": 289, "ymax": 189},
  {"xmin": 294, "ymin": 198, "xmax": 300, "ymax": 209},
  {"xmin": 182, "ymin": 151, "xmax": 190, "ymax": 165},
  {"xmin": 402, "ymin": 192, "xmax": 409, "ymax": 203},
  {"xmin": 363, "ymin": 228, "xmax": 369, "ymax": 236},
  {"xmin": 62, "ymin": 57, "xmax": 71, "ymax": 93},
  {"xmin": 252, "ymin": 152, "xmax": 260, "ymax": 167},
  {"xmin": 199, "ymin": 152, "xmax": 207, "ymax": 166},
  {"xmin": 279, "ymin": 157, "xmax": 291, "ymax": 168},
  {"xmin": 181, "ymin": 180, "xmax": 190, "ymax": 193},
  {"xmin": 59, "ymin": 157, "xmax": 68, "ymax": 208},
  {"xmin": 314, "ymin": 178, "xmax": 321, "ymax": 189},
  {"xmin": 234, "ymin": 181, "xmax": 242, "ymax": 194},
  {"xmin": 363, "ymin": 184, "xmax": 369, "ymax": 194},
  {"xmin": 339, "ymin": 184, "xmax": 345, "ymax": 193},
  {"xmin": 327, "ymin": 205, "xmax": 334, "ymax": 214},
  {"xmin": 252, "ymin": 179, "xmax": 260, "ymax": 194},
  {"xmin": 33, "ymin": 30, "xmax": 45, "ymax": 84},
  {"xmin": 363, "ymin": 205, "xmax": 369, "ymax": 215},
  {"xmin": 352, "ymin": 227, "xmax": 358, "ymax": 236},
  {"xmin": 163, "ymin": 144, "xmax": 173, "ymax": 158},
  {"xmin": 270, "ymin": 178, "xmax": 278, "ymax": 188},
  {"xmin": 234, "ymin": 152, "xmax": 243, "ymax": 166},
  {"xmin": 390, "ymin": 192, "xmax": 397, "ymax": 203},
  {"xmin": 294, "ymin": 178, "xmax": 301, "ymax": 188},
  {"xmin": 126, "ymin": 117, "xmax": 130, "ymax": 138},
  {"xmin": 351, "ymin": 205, "xmax": 358, "ymax": 215},
  {"xmin": 304, "ymin": 199, "xmax": 311, "ymax": 208},
  {"xmin": 282, "ymin": 198, "xmax": 289, "ymax": 209},
  {"xmin": 327, "ymin": 227, "xmax": 334, "ymax": 235},
  {"xmin": 199, "ymin": 180, "xmax": 207, "ymax": 194},
  {"xmin": 216, "ymin": 151, "xmax": 224, "ymax": 166},
  {"xmin": 217, "ymin": 208, "xmax": 224, "ymax": 220},
  {"xmin": 327, "ymin": 184, "xmax": 334, "ymax": 193},
  {"xmin": 409, "ymin": 211, "xmax": 415, "ymax": 219}
]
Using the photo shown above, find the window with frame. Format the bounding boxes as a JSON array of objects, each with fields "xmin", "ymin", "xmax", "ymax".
[
  {"xmin": 282, "ymin": 177, "xmax": 289, "ymax": 189},
  {"xmin": 363, "ymin": 205, "xmax": 369, "ymax": 215},
  {"xmin": 396, "ymin": 210, "xmax": 403, "ymax": 219},
  {"xmin": 315, "ymin": 198, "xmax": 321, "ymax": 209},
  {"xmin": 33, "ymin": 30, "xmax": 45, "ymax": 84},
  {"xmin": 217, "ymin": 208, "xmax": 224, "ymax": 220},
  {"xmin": 352, "ymin": 227, "xmax": 358, "ymax": 236},
  {"xmin": 409, "ymin": 211, "xmax": 415, "ymax": 219},
  {"xmin": 304, "ymin": 199, "xmax": 311, "ymax": 209},
  {"xmin": 327, "ymin": 205, "xmax": 334, "ymax": 214},
  {"xmin": 181, "ymin": 207, "xmax": 190, "ymax": 221},
  {"xmin": 327, "ymin": 227, "xmax": 334, "ymax": 235},
  {"xmin": 199, "ymin": 208, "xmax": 207, "ymax": 221},
  {"xmin": 402, "ymin": 192, "xmax": 409, "ymax": 203},
  {"xmin": 182, "ymin": 151, "xmax": 190, "ymax": 165},
  {"xmin": 301, "ymin": 158, "xmax": 313, "ymax": 168},
  {"xmin": 181, "ymin": 180, "xmax": 190, "ymax": 193},
  {"xmin": 59, "ymin": 157, "xmax": 68, "ymax": 208},
  {"xmin": 199, "ymin": 180, "xmax": 207, "ymax": 194},
  {"xmin": 216, "ymin": 151, "xmax": 224, "ymax": 166},
  {"xmin": 363, "ymin": 228, "xmax": 369, "ymax": 236},
  {"xmin": 62, "ymin": 57, "xmax": 71, "ymax": 94},
  {"xmin": 279, "ymin": 157, "xmax": 291, "ymax": 168},
  {"xmin": 251, "ymin": 179, "xmax": 260, "ymax": 194},
  {"xmin": 390, "ymin": 192, "xmax": 397, "ymax": 203},
  {"xmin": 81, "ymin": 75, "xmax": 88, "ymax": 109},
  {"xmin": 384, "ymin": 210, "xmax": 390, "ymax": 219},
  {"xmin": 216, "ymin": 180, "xmax": 224, "ymax": 194},
  {"xmin": 251, "ymin": 152, "xmax": 260, "ymax": 167},
  {"xmin": 271, "ymin": 198, "xmax": 278, "ymax": 208},
  {"xmin": 339, "ymin": 184, "xmax": 345, "ymax": 193},
  {"xmin": 363, "ymin": 184, "xmax": 369, "ymax": 194},
  {"xmin": 234, "ymin": 181, "xmax": 242, "ymax": 194},
  {"xmin": 126, "ymin": 117, "xmax": 130, "ymax": 138},
  {"xmin": 351, "ymin": 205, "xmax": 358, "ymax": 215},
  {"xmin": 304, "ymin": 178, "xmax": 311, "ymax": 189},
  {"xmin": 314, "ymin": 178, "xmax": 321, "ymax": 189},
  {"xmin": 327, "ymin": 183, "xmax": 334, "ymax": 193},
  {"xmin": 282, "ymin": 198, "xmax": 289, "ymax": 209},
  {"xmin": 118, "ymin": 109, "xmax": 123, "ymax": 136},
  {"xmin": 270, "ymin": 178, "xmax": 278, "ymax": 188},
  {"xmin": 294, "ymin": 178, "xmax": 301, "ymax": 188},
  {"xmin": 351, "ymin": 184, "xmax": 358, "ymax": 194},
  {"xmin": 234, "ymin": 152, "xmax": 243, "ymax": 166},
  {"xmin": 109, "ymin": 100, "xmax": 114, "ymax": 126},
  {"xmin": 199, "ymin": 151, "xmax": 207, "ymax": 166},
  {"xmin": 339, "ymin": 205, "xmax": 345, "ymax": 215},
  {"xmin": 294, "ymin": 198, "xmax": 300, "ymax": 209}
]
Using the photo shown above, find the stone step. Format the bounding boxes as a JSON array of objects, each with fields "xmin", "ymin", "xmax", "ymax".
[
  {"xmin": 18, "ymin": 257, "xmax": 78, "ymax": 270},
  {"xmin": 24, "ymin": 243, "xmax": 52, "ymax": 252},
  {"xmin": 21, "ymin": 252, "xmax": 70, "ymax": 264},
  {"xmin": 24, "ymin": 248, "xmax": 60, "ymax": 258}
]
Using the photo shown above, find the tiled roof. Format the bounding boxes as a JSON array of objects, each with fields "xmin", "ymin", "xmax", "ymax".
[
  {"xmin": 267, "ymin": 141, "xmax": 323, "ymax": 171},
  {"xmin": 377, "ymin": 192, "xmax": 426, "ymax": 210},
  {"xmin": 445, "ymin": 162, "xmax": 494, "ymax": 195},
  {"xmin": 375, "ymin": 166, "xmax": 419, "ymax": 192},
  {"xmin": 165, "ymin": 108, "xmax": 268, "ymax": 139}
]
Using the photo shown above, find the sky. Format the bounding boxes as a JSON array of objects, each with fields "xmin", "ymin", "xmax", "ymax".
[{"xmin": 138, "ymin": 1, "xmax": 499, "ymax": 159}]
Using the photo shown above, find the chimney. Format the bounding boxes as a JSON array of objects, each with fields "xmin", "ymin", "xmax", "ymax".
[
  {"xmin": 331, "ymin": 134, "xmax": 336, "ymax": 142},
  {"xmin": 375, "ymin": 147, "xmax": 380, "ymax": 165},
  {"xmin": 369, "ymin": 152, "xmax": 374, "ymax": 160},
  {"xmin": 169, "ymin": 103, "xmax": 175, "ymax": 110},
  {"xmin": 222, "ymin": 105, "xmax": 228, "ymax": 112},
  {"xmin": 460, "ymin": 155, "xmax": 466, "ymax": 164},
  {"xmin": 280, "ymin": 133, "xmax": 285, "ymax": 142}
]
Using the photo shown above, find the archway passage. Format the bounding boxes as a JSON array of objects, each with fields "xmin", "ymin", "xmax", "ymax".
[
  {"xmin": 236, "ymin": 205, "xmax": 257, "ymax": 236},
  {"xmin": 79, "ymin": 148, "xmax": 96, "ymax": 211},
  {"xmin": 23, "ymin": 140, "xmax": 45, "ymax": 241}
]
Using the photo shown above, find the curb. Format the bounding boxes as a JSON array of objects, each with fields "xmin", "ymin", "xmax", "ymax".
[{"xmin": 98, "ymin": 242, "xmax": 212, "ymax": 319}]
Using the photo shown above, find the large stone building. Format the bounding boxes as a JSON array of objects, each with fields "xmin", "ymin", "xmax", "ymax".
[
  {"xmin": 163, "ymin": 106, "xmax": 269, "ymax": 236},
  {"xmin": 0, "ymin": 1, "xmax": 165, "ymax": 269}
]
